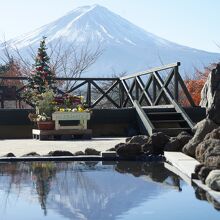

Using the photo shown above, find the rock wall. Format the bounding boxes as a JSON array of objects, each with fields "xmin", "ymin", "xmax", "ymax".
[
  {"xmin": 200, "ymin": 63, "xmax": 220, "ymax": 124},
  {"xmin": 184, "ymin": 63, "xmax": 220, "ymax": 192}
]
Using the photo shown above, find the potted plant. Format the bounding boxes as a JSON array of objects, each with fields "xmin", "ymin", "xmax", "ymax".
[
  {"xmin": 36, "ymin": 89, "xmax": 56, "ymax": 130},
  {"xmin": 28, "ymin": 89, "xmax": 56, "ymax": 130}
]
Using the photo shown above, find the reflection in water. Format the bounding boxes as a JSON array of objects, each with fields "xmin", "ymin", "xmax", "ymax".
[
  {"xmin": 32, "ymin": 163, "xmax": 56, "ymax": 215},
  {"xmin": 194, "ymin": 185, "xmax": 220, "ymax": 211},
  {"xmin": 115, "ymin": 162, "xmax": 182, "ymax": 191},
  {"xmin": 0, "ymin": 161, "xmax": 219, "ymax": 220}
]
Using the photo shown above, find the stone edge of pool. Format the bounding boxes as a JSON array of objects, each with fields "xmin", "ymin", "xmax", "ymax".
[
  {"xmin": 0, "ymin": 152, "xmax": 164, "ymax": 162},
  {"xmin": 164, "ymin": 151, "xmax": 220, "ymax": 204}
]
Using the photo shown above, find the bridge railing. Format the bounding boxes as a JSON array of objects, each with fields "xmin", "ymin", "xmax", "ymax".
[
  {"xmin": 120, "ymin": 62, "xmax": 196, "ymax": 107},
  {"xmin": 0, "ymin": 62, "xmax": 196, "ymax": 109},
  {"xmin": 0, "ymin": 76, "xmax": 121, "ymax": 108}
]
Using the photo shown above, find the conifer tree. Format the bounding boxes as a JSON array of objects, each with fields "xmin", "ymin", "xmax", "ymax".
[{"xmin": 29, "ymin": 37, "xmax": 55, "ymax": 93}]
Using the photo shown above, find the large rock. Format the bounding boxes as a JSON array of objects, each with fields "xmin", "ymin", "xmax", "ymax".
[
  {"xmin": 74, "ymin": 151, "xmax": 85, "ymax": 156},
  {"xmin": 177, "ymin": 132, "xmax": 192, "ymax": 146},
  {"xmin": 205, "ymin": 170, "xmax": 220, "ymax": 191},
  {"xmin": 2, "ymin": 152, "xmax": 16, "ymax": 157},
  {"xmin": 195, "ymin": 139, "xmax": 220, "ymax": 162},
  {"xmin": 182, "ymin": 119, "xmax": 218, "ymax": 157},
  {"xmin": 47, "ymin": 150, "xmax": 74, "ymax": 156},
  {"xmin": 205, "ymin": 155, "xmax": 220, "ymax": 168},
  {"xmin": 115, "ymin": 142, "xmax": 126, "ymax": 150},
  {"xmin": 165, "ymin": 132, "xmax": 192, "ymax": 152},
  {"xmin": 194, "ymin": 163, "xmax": 205, "ymax": 176},
  {"xmin": 204, "ymin": 145, "xmax": 220, "ymax": 168},
  {"xmin": 126, "ymin": 135, "xmax": 149, "ymax": 145},
  {"xmin": 106, "ymin": 147, "xmax": 116, "ymax": 151},
  {"xmin": 204, "ymin": 127, "xmax": 220, "ymax": 140},
  {"xmin": 204, "ymin": 145, "xmax": 220, "ymax": 161},
  {"xmin": 198, "ymin": 166, "xmax": 213, "ymax": 183},
  {"xmin": 22, "ymin": 152, "xmax": 40, "ymax": 157},
  {"xmin": 85, "ymin": 148, "xmax": 100, "ymax": 155},
  {"xmin": 200, "ymin": 63, "xmax": 220, "ymax": 124},
  {"xmin": 116, "ymin": 143, "xmax": 143, "ymax": 158},
  {"xmin": 143, "ymin": 132, "xmax": 169, "ymax": 155},
  {"xmin": 164, "ymin": 137, "xmax": 180, "ymax": 152}
]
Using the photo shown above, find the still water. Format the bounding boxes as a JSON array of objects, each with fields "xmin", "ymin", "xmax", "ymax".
[{"xmin": 0, "ymin": 161, "xmax": 219, "ymax": 220}]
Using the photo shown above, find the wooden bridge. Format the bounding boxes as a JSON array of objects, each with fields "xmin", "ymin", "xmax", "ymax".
[{"xmin": 0, "ymin": 62, "xmax": 197, "ymax": 136}]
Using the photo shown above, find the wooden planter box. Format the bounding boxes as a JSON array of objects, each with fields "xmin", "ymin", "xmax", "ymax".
[
  {"xmin": 52, "ymin": 112, "xmax": 91, "ymax": 130},
  {"xmin": 37, "ymin": 121, "xmax": 55, "ymax": 130}
]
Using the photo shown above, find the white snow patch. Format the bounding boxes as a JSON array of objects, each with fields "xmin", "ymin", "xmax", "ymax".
[
  {"xmin": 99, "ymin": 25, "xmax": 114, "ymax": 39},
  {"xmin": 124, "ymin": 37, "xmax": 136, "ymax": 46}
]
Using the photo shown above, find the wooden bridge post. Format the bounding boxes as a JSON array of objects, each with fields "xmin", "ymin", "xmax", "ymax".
[
  {"xmin": 174, "ymin": 65, "xmax": 179, "ymax": 102},
  {"xmin": 135, "ymin": 78, "xmax": 139, "ymax": 101},
  {"xmin": 152, "ymin": 74, "xmax": 156, "ymax": 105},
  {"xmin": 119, "ymin": 81, "xmax": 125, "ymax": 108},
  {"xmin": 86, "ymin": 81, "xmax": 91, "ymax": 108}
]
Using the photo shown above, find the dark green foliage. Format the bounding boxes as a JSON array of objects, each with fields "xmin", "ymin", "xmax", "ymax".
[{"xmin": 28, "ymin": 37, "xmax": 55, "ymax": 93}]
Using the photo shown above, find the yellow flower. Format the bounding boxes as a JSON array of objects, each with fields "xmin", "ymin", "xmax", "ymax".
[
  {"xmin": 77, "ymin": 107, "xmax": 84, "ymax": 112},
  {"xmin": 59, "ymin": 108, "xmax": 65, "ymax": 112}
]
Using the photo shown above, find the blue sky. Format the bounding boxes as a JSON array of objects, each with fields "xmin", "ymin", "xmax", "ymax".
[{"xmin": 0, "ymin": 0, "xmax": 219, "ymax": 53}]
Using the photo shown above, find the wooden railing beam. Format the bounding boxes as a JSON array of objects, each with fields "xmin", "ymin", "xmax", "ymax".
[{"xmin": 120, "ymin": 62, "xmax": 180, "ymax": 80}]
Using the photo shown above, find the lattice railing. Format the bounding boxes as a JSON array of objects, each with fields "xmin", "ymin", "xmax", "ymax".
[
  {"xmin": 120, "ymin": 62, "xmax": 195, "ymax": 107},
  {"xmin": 0, "ymin": 62, "xmax": 196, "ymax": 109}
]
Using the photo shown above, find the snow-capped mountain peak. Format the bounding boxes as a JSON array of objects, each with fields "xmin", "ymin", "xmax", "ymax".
[{"xmin": 3, "ymin": 5, "xmax": 220, "ymax": 76}]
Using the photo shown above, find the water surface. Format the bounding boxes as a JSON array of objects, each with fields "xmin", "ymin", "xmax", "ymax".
[{"xmin": 0, "ymin": 161, "xmax": 219, "ymax": 220}]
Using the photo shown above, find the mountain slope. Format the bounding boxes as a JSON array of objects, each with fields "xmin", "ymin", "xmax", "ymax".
[{"xmin": 3, "ymin": 4, "xmax": 220, "ymax": 76}]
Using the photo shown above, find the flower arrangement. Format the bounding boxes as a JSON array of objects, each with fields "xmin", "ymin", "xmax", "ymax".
[
  {"xmin": 53, "ymin": 94, "xmax": 89, "ymax": 113},
  {"xmin": 28, "ymin": 89, "xmax": 90, "ymax": 123},
  {"xmin": 25, "ymin": 37, "xmax": 90, "ymax": 128},
  {"xmin": 27, "ymin": 89, "xmax": 56, "ymax": 122}
]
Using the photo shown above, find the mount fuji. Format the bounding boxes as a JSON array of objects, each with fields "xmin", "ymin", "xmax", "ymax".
[{"xmin": 3, "ymin": 5, "xmax": 220, "ymax": 76}]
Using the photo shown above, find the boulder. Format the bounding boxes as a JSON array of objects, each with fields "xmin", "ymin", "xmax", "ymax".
[
  {"xmin": 200, "ymin": 63, "xmax": 220, "ymax": 124},
  {"xmin": 194, "ymin": 187, "xmax": 207, "ymax": 201},
  {"xmin": 151, "ymin": 132, "xmax": 170, "ymax": 148},
  {"xmin": 204, "ymin": 127, "xmax": 220, "ymax": 140},
  {"xmin": 2, "ymin": 152, "xmax": 16, "ymax": 157},
  {"xmin": 106, "ymin": 147, "xmax": 116, "ymax": 151},
  {"xmin": 47, "ymin": 150, "xmax": 74, "ymax": 156},
  {"xmin": 182, "ymin": 119, "xmax": 218, "ymax": 157},
  {"xmin": 194, "ymin": 118, "xmax": 219, "ymax": 138},
  {"xmin": 126, "ymin": 135, "xmax": 149, "ymax": 145},
  {"xmin": 164, "ymin": 137, "xmax": 180, "ymax": 152},
  {"xmin": 115, "ymin": 142, "xmax": 126, "ymax": 150},
  {"xmin": 194, "ymin": 163, "xmax": 205, "ymax": 175},
  {"xmin": 204, "ymin": 144, "xmax": 220, "ymax": 159},
  {"xmin": 177, "ymin": 132, "xmax": 192, "ymax": 147},
  {"xmin": 85, "ymin": 148, "xmax": 100, "ymax": 155},
  {"xmin": 22, "ymin": 152, "xmax": 40, "ymax": 157},
  {"xmin": 195, "ymin": 139, "xmax": 220, "ymax": 162},
  {"xmin": 116, "ymin": 143, "xmax": 142, "ymax": 158},
  {"xmin": 198, "ymin": 166, "xmax": 213, "ymax": 183},
  {"xmin": 74, "ymin": 151, "xmax": 85, "ymax": 156},
  {"xmin": 125, "ymin": 137, "xmax": 132, "ymax": 143},
  {"xmin": 205, "ymin": 154, "xmax": 220, "ymax": 169},
  {"xmin": 182, "ymin": 141, "xmax": 199, "ymax": 158},
  {"xmin": 205, "ymin": 170, "xmax": 220, "ymax": 191},
  {"xmin": 165, "ymin": 132, "xmax": 192, "ymax": 152},
  {"xmin": 143, "ymin": 132, "xmax": 169, "ymax": 155}
]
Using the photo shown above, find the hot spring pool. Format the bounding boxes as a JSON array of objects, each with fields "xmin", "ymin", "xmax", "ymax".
[{"xmin": 0, "ymin": 161, "xmax": 219, "ymax": 220}]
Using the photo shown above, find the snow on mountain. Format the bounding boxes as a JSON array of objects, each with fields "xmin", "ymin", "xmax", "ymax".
[{"xmin": 2, "ymin": 4, "xmax": 220, "ymax": 76}]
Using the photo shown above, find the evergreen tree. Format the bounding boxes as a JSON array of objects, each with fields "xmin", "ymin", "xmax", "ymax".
[{"xmin": 29, "ymin": 37, "xmax": 55, "ymax": 93}]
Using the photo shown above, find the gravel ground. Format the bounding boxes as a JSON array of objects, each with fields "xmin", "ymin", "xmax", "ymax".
[{"xmin": 0, "ymin": 138, "xmax": 126, "ymax": 157}]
